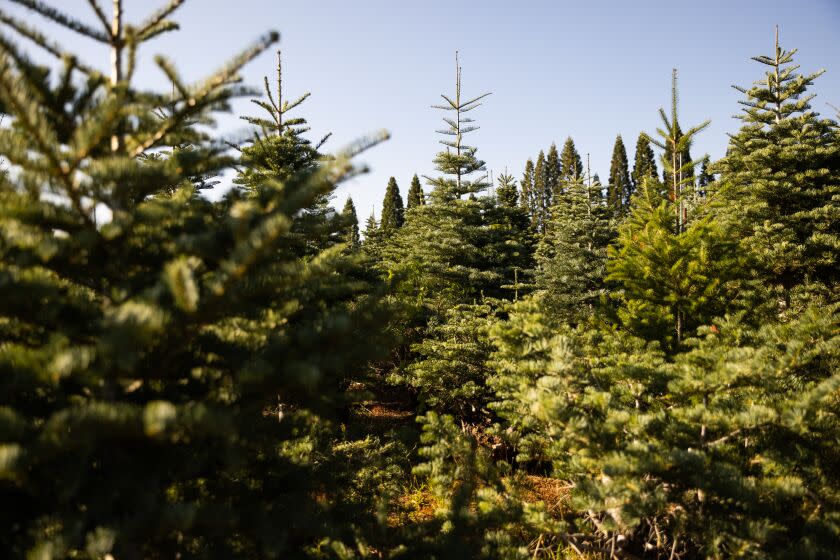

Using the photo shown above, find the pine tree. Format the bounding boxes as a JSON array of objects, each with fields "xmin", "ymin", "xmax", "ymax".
[
  {"xmin": 234, "ymin": 49, "xmax": 339, "ymax": 255},
  {"xmin": 607, "ymin": 134, "xmax": 632, "ymax": 214},
  {"xmin": 519, "ymin": 158, "xmax": 538, "ymax": 229},
  {"xmin": 406, "ymin": 173, "xmax": 425, "ymax": 209},
  {"xmin": 536, "ymin": 172, "xmax": 615, "ymax": 324},
  {"xmin": 0, "ymin": 2, "xmax": 393, "ymax": 556},
  {"xmin": 425, "ymin": 52, "xmax": 491, "ymax": 201},
  {"xmin": 712, "ymin": 28, "xmax": 840, "ymax": 312},
  {"xmin": 533, "ymin": 150, "xmax": 547, "ymax": 231},
  {"xmin": 495, "ymin": 171, "xmax": 519, "ymax": 208},
  {"xmin": 342, "ymin": 196, "xmax": 360, "ymax": 249},
  {"xmin": 380, "ymin": 176, "xmax": 405, "ymax": 233},
  {"xmin": 657, "ymin": 71, "xmax": 701, "ymax": 202},
  {"xmin": 545, "ymin": 142, "xmax": 562, "ymax": 201},
  {"xmin": 559, "ymin": 136, "xmax": 583, "ymax": 184},
  {"xmin": 647, "ymin": 69, "xmax": 710, "ymax": 233},
  {"xmin": 697, "ymin": 154, "xmax": 714, "ymax": 195},
  {"xmin": 631, "ymin": 131, "xmax": 658, "ymax": 195}
]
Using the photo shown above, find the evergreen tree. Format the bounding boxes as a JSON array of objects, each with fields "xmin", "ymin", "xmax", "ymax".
[
  {"xmin": 533, "ymin": 150, "xmax": 547, "ymax": 231},
  {"xmin": 380, "ymin": 176, "xmax": 405, "ymax": 233},
  {"xmin": 519, "ymin": 158, "xmax": 538, "ymax": 229},
  {"xmin": 406, "ymin": 173, "xmax": 425, "ymax": 209},
  {"xmin": 425, "ymin": 52, "xmax": 491, "ymax": 201},
  {"xmin": 379, "ymin": 53, "xmax": 530, "ymax": 306},
  {"xmin": 0, "ymin": 3, "xmax": 394, "ymax": 556},
  {"xmin": 559, "ymin": 136, "xmax": 583, "ymax": 183},
  {"xmin": 607, "ymin": 134, "xmax": 632, "ymax": 213},
  {"xmin": 536, "ymin": 173, "xmax": 614, "ymax": 324},
  {"xmin": 341, "ymin": 196, "xmax": 360, "ymax": 249},
  {"xmin": 648, "ymin": 69, "xmax": 710, "ymax": 232},
  {"xmin": 234, "ymin": 49, "xmax": 339, "ymax": 255},
  {"xmin": 697, "ymin": 154, "xmax": 714, "ymax": 195},
  {"xmin": 545, "ymin": 142, "xmax": 562, "ymax": 201},
  {"xmin": 712, "ymin": 29, "xmax": 840, "ymax": 312},
  {"xmin": 495, "ymin": 171, "xmax": 519, "ymax": 208},
  {"xmin": 657, "ymin": 71, "xmax": 700, "ymax": 202},
  {"xmin": 631, "ymin": 131, "xmax": 658, "ymax": 195}
]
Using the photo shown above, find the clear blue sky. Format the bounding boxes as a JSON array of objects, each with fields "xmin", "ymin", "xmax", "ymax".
[{"xmin": 8, "ymin": 0, "xmax": 840, "ymax": 219}]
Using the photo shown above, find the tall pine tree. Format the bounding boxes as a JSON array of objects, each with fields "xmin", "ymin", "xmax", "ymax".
[
  {"xmin": 406, "ymin": 173, "xmax": 425, "ymax": 209},
  {"xmin": 712, "ymin": 28, "xmax": 840, "ymax": 313},
  {"xmin": 607, "ymin": 134, "xmax": 632, "ymax": 214},
  {"xmin": 631, "ymin": 131, "xmax": 658, "ymax": 194},
  {"xmin": 559, "ymin": 136, "xmax": 583, "ymax": 184},
  {"xmin": 380, "ymin": 176, "xmax": 405, "ymax": 233}
]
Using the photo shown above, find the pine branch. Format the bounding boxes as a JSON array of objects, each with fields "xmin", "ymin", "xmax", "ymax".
[
  {"xmin": 8, "ymin": 0, "xmax": 110, "ymax": 42},
  {"xmin": 0, "ymin": 15, "xmax": 98, "ymax": 75},
  {"xmin": 136, "ymin": 0, "xmax": 186, "ymax": 40},
  {"xmin": 129, "ymin": 31, "xmax": 279, "ymax": 157},
  {"xmin": 85, "ymin": 0, "xmax": 110, "ymax": 34}
]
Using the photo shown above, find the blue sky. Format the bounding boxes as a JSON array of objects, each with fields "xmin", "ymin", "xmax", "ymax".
[{"xmin": 7, "ymin": 0, "xmax": 840, "ymax": 219}]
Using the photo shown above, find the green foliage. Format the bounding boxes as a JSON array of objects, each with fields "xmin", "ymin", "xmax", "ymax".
[
  {"xmin": 607, "ymin": 134, "xmax": 632, "ymax": 214},
  {"xmin": 426, "ymin": 52, "xmax": 491, "ymax": 202},
  {"xmin": 712, "ymin": 29, "xmax": 840, "ymax": 314},
  {"xmin": 608, "ymin": 179, "xmax": 732, "ymax": 350},
  {"xmin": 536, "ymin": 174, "xmax": 615, "ymax": 324},
  {"xmin": 391, "ymin": 302, "xmax": 498, "ymax": 418},
  {"xmin": 341, "ymin": 196, "xmax": 360, "ymax": 249},
  {"xmin": 631, "ymin": 131, "xmax": 658, "ymax": 194},
  {"xmin": 495, "ymin": 171, "xmax": 518, "ymax": 208},
  {"xmin": 559, "ymin": 137, "xmax": 583, "ymax": 184},
  {"xmin": 381, "ymin": 176, "xmax": 405, "ymax": 233},
  {"xmin": 406, "ymin": 173, "xmax": 425, "ymax": 210},
  {"xmin": 411, "ymin": 411, "xmax": 530, "ymax": 559},
  {"xmin": 0, "ymin": 2, "xmax": 393, "ymax": 557}
]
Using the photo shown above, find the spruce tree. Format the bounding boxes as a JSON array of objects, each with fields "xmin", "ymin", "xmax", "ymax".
[
  {"xmin": 406, "ymin": 173, "xmax": 425, "ymax": 209},
  {"xmin": 608, "ymin": 73, "xmax": 720, "ymax": 350},
  {"xmin": 234, "ymin": 49, "xmax": 339, "ymax": 255},
  {"xmin": 495, "ymin": 171, "xmax": 519, "ymax": 208},
  {"xmin": 559, "ymin": 136, "xmax": 583, "ymax": 183},
  {"xmin": 380, "ymin": 176, "xmax": 405, "ymax": 233},
  {"xmin": 657, "ymin": 71, "xmax": 700, "ymax": 202},
  {"xmin": 607, "ymin": 134, "xmax": 632, "ymax": 214},
  {"xmin": 341, "ymin": 196, "xmax": 360, "ymax": 249},
  {"xmin": 519, "ymin": 158, "xmax": 538, "ymax": 229},
  {"xmin": 533, "ymin": 150, "xmax": 547, "ymax": 231},
  {"xmin": 712, "ymin": 28, "xmax": 840, "ymax": 312},
  {"xmin": 536, "ymin": 172, "xmax": 614, "ymax": 324},
  {"xmin": 631, "ymin": 131, "xmax": 658, "ymax": 195},
  {"xmin": 545, "ymin": 142, "xmax": 562, "ymax": 201},
  {"xmin": 379, "ymin": 53, "xmax": 528, "ymax": 306},
  {"xmin": 0, "ymin": 2, "xmax": 393, "ymax": 556}
]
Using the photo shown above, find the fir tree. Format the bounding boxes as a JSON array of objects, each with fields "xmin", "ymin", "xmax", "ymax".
[
  {"xmin": 425, "ymin": 52, "xmax": 491, "ymax": 201},
  {"xmin": 234, "ymin": 49, "xmax": 339, "ymax": 255},
  {"xmin": 495, "ymin": 171, "xmax": 519, "ymax": 208},
  {"xmin": 657, "ymin": 71, "xmax": 701, "ymax": 202},
  {"xmin": 519, "ymin": 157, "xmax": 538, "ymax": 229},
  {"xmin": 536, "ymin": 172, "xmax": 614, "ymax": 324},
  {"xmin": 607, "ymin": 134, "xmax": 632, "ymax": 214},
  {"xmin": 647, "ymin": 69, "xmax": 710, "ymax": 233},
  {"xmin": 545, "ymin": 142, "xmax": 562, "ymax": 201},
  {"xmin": 559, "ymin": 136, "xmax": 583, "ymax": 184},
  {"xmin": 380, "ymin": 176, "xmax": 405, "ymax": 233},
  {"xmin": 533, "ymin": 150, "xmax": 547, "ymax": 231},
  {"xmin": 712, "ymin": 28, "xmax": 840, "ymax": 312},
  {"xmin": 406, "ymin": 173, "xmax": 425, "ymax": 209},
  {"xmin": 631, "ymin": 131, "xmax": 658, "ymax": 195},
  {"xmin": 697, "ymin": 154, "xmax": 714, "ymax": 195},
  {"xmin": 342, "ymin": 196, "xmax": 360, "ymax": 249},
  {"xmin": 0, "ymin": 2, "xmax": 393, "ymax": 555}
]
